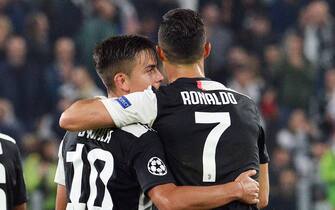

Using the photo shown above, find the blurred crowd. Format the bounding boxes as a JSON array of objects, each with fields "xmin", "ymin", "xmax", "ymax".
[{"xmin": 0, "ymin": 0, "xmax": 335, "ymax": 209}]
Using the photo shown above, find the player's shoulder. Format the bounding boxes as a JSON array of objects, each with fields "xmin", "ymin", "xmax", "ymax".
[
  {"xmin": 120, "ymin": 123, "xmax": 156, "ymax": 138},
  {"xmin": 0, "ymin": 133, "xmax": 16, "ymax": 144},
  {"xmin": 60, "ymin": 131, "xmax": 81, "ymax": 149},
  {"xmin": 0, "ymin": 133, "xmax": 18, "ymax": 156},
  {"xmin": 198, "ymin": 79, "xmax": 255, "ymax": 102},
  {"xmin": 215, "ymin": 82, "xmax": 253, "ymax": 102},
  {"xmin": 62, "ymin": 131, "xmax": 79, "ymax": 142}
]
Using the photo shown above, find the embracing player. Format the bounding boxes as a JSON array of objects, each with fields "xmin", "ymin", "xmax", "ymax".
[
  {"xmin": 60, "ymin": 9, "xmax": 269, "ymax": 209},
  {"xmin": 55, "ymin": 35, "xmax": 260, "ymax": 210},
  {"xmin": 0, "ymin": 133, "xmax": 27, "ymax": 210}
]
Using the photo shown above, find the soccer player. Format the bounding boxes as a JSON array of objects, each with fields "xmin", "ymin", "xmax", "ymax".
[
  {"xmin": 55, "ymin": 35, "xmax": 260, "ymax": 210},
  {"xmin": 60, "ymin": 14, "xmax": 269, "ymax": 208},
  {"xmin": 0, "ymin": 133, "xmax": 27, "ymax": 210}
]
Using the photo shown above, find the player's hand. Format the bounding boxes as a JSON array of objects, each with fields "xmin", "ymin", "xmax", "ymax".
[{"xmin": 234, "ymin": 170, "xmax": 259, "ymax": 204}]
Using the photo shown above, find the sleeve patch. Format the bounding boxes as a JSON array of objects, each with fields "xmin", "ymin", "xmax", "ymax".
[
  {"xmin": 147, "ymin": 157, "xmax": 167, "ymax": 176},
  {"xmin": 116, "ymin": 96, "xmax": 132, "ymax": 109}
]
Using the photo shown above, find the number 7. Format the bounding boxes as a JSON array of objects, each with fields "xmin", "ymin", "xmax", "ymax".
[{"xmin": 195, "ymin": 112, "xmax": 231, "ymax": 182}]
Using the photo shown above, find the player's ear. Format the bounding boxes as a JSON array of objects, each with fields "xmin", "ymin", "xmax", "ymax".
[
  {"xmin": 156, "ymin": 45, "xmax": 167, "ymax": 62},
  {"xmin": 204, "ymin": 42, "xmax": 211, "ymax": 59},
  {"xmin": 114, "ymin": 72, "xmax": 130, "ymax": 93}
]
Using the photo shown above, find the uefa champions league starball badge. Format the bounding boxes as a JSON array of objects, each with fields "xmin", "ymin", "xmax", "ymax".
[{"xmin": 147, "ymin": 157, "xmax": 167, "ymax": 176}]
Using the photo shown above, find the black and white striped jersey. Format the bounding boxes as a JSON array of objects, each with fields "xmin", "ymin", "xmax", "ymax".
[
  {"xmin": 101, "ymin": 77, "xmax": 270, "ymax": 210},
  {"xmin": 54, "ymin": 124, "xmax": 175, "ymax": 210},
  {"xmin": 0, "ymin": 133, "xmax": 27, "ymax": 210}
]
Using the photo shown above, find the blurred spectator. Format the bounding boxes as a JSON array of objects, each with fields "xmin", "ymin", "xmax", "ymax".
[
  {"xmin": 0, "ymin": 0, "xmax": 31, "ymax": 35},
  {"xmin": 45, "ymin": 37, "xmax": 77, "ymax": 112},
  {"xmin": 216, "ymin": 0, "xmax": 266, "ymax": 32},
  {"xmin": 240, "ymin": 13, "xmax": 274, "ymax": 57},
  {"xmin": 23, "ymin": 138, "xmax": 58, "ymax": 210},
  {"xmin": 25, "ymin": 12, "xmax": 51, "ymax": 67},
  {"xmin": 113, "ymin": 0, "xmax": 140, "ymax": 34},
  {"xmin": 228, "ymin": 54, "xmax": 264, "ymax": 104},
  {"xmin": 301, "ymin": 0, "xmax": 335, "ymax": 70},
  {"xmin": 39, "ymin": 96, "xmax": 73, "ymax": 140},
  {"xmin": 0, "ymin": 98, "xmax": 24, "ymax": 148},
  {"xmin": 201, "ymin": 2, "xmax": 233, "ymax": 81},
  {"xmin": 324, "ymin": 69, "xmax": 335, "ymax": 130},
  {"xmin": 318, "ymin": 68, "xmax": 335, "ymax": 139},
  {"xmin": 46, "ymin": 0, "xmax": 83, "ymax": 41},
  {"xmin": 273, "ymin": 31, "xmax": 315, "ymax": 118},
  {"xmin": 260, "ymin": 87, "xmax": 280, "ymax": 152},
  {"xmin": 133, "ymin": 0, "xmax": 179, "ymax": 41},
  {"xmin": 0, "ymin": 15, "xmax": 12, "ymax": 61},
  {"xmin": 138, "ymin": 15, "xmax": 158, "ymax": 41},
  {"xmin": 269, "ymin": 147, "xmax": 294, "ymax": 187},
  {"xmin": 271, "ymin": 169, "xmax": 298, "ymax": 210},
  {"xmin": 224, "ymin": 46, "xmax": 249, "ymax": 84},
  {"xmin": 177, "ymin": 0, "xmax": 198, "ymax": 10},
  {"xmin": 0, "ymin": 35, "xmax": 46, "ymax": 130},
  {"xmin": 268, "ymin": 0, "xmax": 305, "ymax": 36},
  {"xmin": 71, "ymin": 66, "xmax": 104, "ymax": 99},
  {"xmin": 76, "ymin": 0, "xmax": 120, "ymax": 81},
  {"xmin": 320, "ymin": 135, "xmax": 335, "ymax": 209},
  {"xmin": 299, "ymin": 0, "xmax": 335, "ymax": 98},
  {"xmin": 261, "ymin": 43, "xmax": 281, "ymax": 84},
  {"xmin": 276, "ymin": 109, "xmax": 318, "ymax": 175}
]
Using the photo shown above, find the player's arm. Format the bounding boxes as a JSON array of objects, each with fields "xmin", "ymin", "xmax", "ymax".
[
  {"xmin": 13, "ymin": 143, "xmax": 28, "ymax": 210},
  {"xmin": 54, "ymin": 140, "xmax": 67, "ymax": 210},
  {"xmin": 257, "ymin": 163, "xmax": 269, "ymax": 209},
  {"xmin": 134, "ymin": 132, "xmax": 258, "ymax": 210},
  {"xmin": 56, "ymin": 184, "xmax": 67, "ymax": 210},
  {"xmin": 257, "ymin": 124, "xmax": 270, "ymax": 209},
  {"xmin": 60, "ymin": 87, "xmax": 157, "ymax": 131},
  {"xmin": 148, "ymin": 170, "xmax": 259, "ymax": 210},
  {"xmin": 13, "ymin": 203, "xmax": 27, "ymax": 210},
  {"xmin": 60, "ymin": 98, "xmax": 114, "ymax": 131}
]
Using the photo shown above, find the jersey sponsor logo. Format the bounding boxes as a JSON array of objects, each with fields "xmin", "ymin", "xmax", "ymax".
[
  {"xmin": 116, "ymin": 96, "xmax": 132, "ymax": 109},
  {"xmin": 147, "ymin": 157, "xmax": 167, "ymax": 176}
]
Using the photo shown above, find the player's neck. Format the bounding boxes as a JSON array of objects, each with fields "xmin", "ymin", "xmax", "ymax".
[
  {"xmin": 164, "ymin": 60, "xmax": 205, "ymax": 83},
  {"xmin": 108, "ymin": 90, "xmax": 126, "ymax": 98}
]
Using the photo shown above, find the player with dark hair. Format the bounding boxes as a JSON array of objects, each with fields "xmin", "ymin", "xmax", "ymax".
[
  {"xmin": 60, "ymin": 10, "xmax": 269, "ymax": 210},
  {"xmin": 60, "ymin": 9, "xmax": 270, "ymax": 209},
  {"xmin": 0, "ymin": 133, "xmax": 27, "ymax": 210},
  {"xmin": 55, "ymin": 35, "xmax": 260, "ymax": 210}
]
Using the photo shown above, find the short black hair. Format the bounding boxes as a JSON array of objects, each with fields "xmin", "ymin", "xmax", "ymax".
[
  {"xmin": 158, "ymin": 8, "xmax": 206, "ymax": 64},
  {"xmin": 93, "ymin": 35, "xmax": 157, "ymax": 90}
]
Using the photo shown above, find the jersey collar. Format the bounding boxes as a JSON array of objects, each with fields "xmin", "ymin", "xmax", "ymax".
[{"xmin": 172, "ymin": 77, "xmax": 211, "ymax": 84}]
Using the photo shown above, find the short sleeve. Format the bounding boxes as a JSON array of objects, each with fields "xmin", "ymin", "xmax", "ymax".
[
  {"xmin": 100, "ymin": 86, "xmax": 158, "ymax": 127},
  {"xmin": 130, "ymin": 132, "xmax": 175, "ymax": 194},
  {"xmin": 258, "ymin": 126, "xmax": 270, "ymax": 164},
  {"xmin": 54, "ymin": 140, "xmax": 66, "ymax": 185}
]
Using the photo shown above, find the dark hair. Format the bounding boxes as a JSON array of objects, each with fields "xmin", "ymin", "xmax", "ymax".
[
  {"xmin": 158, "ymin": 8, "xmax": 206, "ymax": 64},
  {"xmin": 93, "ymin": 35, "xmax": 157, "ymax": 90}
]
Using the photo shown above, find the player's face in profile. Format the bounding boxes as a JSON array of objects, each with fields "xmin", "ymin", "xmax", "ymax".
[{"xmin": 127, "ymin": 51, "xmax": 163, "ymax": 92}]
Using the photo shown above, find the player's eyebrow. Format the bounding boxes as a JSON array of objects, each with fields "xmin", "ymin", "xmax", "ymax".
[{"xmin": 145, "ymin": 64, "xmax": 157, "ymax": 69}]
